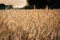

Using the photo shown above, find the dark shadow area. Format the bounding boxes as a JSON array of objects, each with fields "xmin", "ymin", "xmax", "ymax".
[
  {"xmin": 26, "ymin": 0, "xmax": 47, "ymax": 9},
  {"xmin": 48, "ymin": 0, "xmax": 60, "ymax": 9},
  {"xmin": 24, "ymin": 0, "xmax": 60, "ymax": 9},
  {"xmin": 35, "ymin": 0, "xmax": 47, "ymax": 9}
]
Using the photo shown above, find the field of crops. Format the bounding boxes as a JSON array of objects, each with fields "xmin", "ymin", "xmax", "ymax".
[{"xmin": 0, "ymin": 9, "xmax": 60, "ymax": 40}]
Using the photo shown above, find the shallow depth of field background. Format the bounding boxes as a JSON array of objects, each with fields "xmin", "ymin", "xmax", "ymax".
[{"xmin": 0, "ymin": 9, "xmax": 60, "ymax": 40}]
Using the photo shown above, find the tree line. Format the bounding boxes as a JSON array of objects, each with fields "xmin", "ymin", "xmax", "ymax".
[
  {"xmin": 0, "ymin": 0, "xmax": 60, "ymax": 9},
  {"xmin": 0, "ymin": 4, "xmax": 13, "ymax": 9},
  {"xmin": 24, "ymin": 0, "xmax": 60, "ymax": 9}
]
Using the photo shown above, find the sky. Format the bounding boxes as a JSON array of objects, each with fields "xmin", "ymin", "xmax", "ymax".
[{"xmin": 0, "ymin": 0, "xmax": 27, "ymax": 8}]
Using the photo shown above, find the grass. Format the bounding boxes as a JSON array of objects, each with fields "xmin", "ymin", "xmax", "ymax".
[{"xmin": 0, "ymin": 9, "xmax": 60, "ymax": 40}]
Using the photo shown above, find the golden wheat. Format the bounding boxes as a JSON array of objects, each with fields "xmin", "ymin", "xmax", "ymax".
[{"xmin": 0, "ymin": 9, "xmax": 60, "ymax": 40}]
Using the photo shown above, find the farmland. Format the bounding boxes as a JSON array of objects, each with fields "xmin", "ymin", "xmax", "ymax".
[{"xmin": 0, "ymin": 9, "xmax": 60, "ymax": 40}]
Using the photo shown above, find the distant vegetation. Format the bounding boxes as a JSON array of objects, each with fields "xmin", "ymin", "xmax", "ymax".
[
  {"xmin": 26, "ymin": 0, "xmax": 47, "ymax": 9},
  {"xmin": 0, "ymin": 4, "xmax": 6, "ymax": 9},
  {"xmin": 0, "ymin": 4, "xmax": 13, "ymax": 9},
  {"xmin": 5, "ymin": 5, "xmax": 13, "ymax": 9},
  {"xmin": 48, "ymin": 0, "xmax": 60, "ymax": 9},
  {"xmin": 24, "ymin": 0, "xmax": 60, "ymax": 9},
  {"xmin": 0, "ymin": 0, "xmax": 60, "ymax": 9}
]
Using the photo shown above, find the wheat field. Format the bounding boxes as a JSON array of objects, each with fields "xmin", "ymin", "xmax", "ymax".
[{"xmin": 0, "ymin": 9, "xmax": 60, "ymax": 40}]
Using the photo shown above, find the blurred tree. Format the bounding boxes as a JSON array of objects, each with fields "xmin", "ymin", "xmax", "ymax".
[
  {"xmin": 27, "ymin": 0, "xmax": 47, "ymax": 9},
  {"xmin": 5, "ymin": 5, "xmax": 13, "ymax": 9},
  {"xmin": 23, "ymin": 5, "xmax": 34, "ymax": 9},
  {"xmin": 48, "ymin": 0, "xmax": 60, "ymax": 9},
  {"xmin": 0, "ymin": 4, "xmax": 6, "ymax": 9}
]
